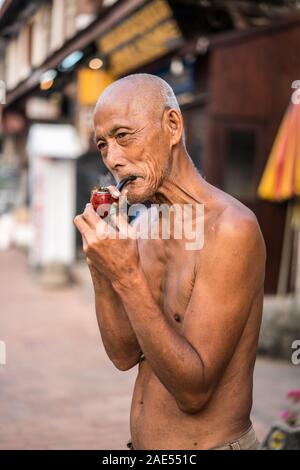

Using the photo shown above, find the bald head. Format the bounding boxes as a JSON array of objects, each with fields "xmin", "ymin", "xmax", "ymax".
[
  {"xmin": 95, "ymin": 73, "xmax": 180, "ymax": 120},
  {"xmin": 93, "ymin": 73, "xmax": 186, "ymax": 203}
]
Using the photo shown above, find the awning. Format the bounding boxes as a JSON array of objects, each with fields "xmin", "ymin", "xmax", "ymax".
[
  {"xmin": 258, "ymin": 102, "xmax": 300, "ymax": 202},
  {"xmin": 258, "ymin": 100, "xmax": 300, "ymax": 294}
]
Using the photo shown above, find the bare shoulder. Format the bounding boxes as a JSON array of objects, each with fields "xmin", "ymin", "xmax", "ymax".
[
  {"xmin": 201, "ymin": 194, "xmax": 266, "ymax": 286},
  {"xmin": 218, "ymin": 201, "xmax": 266, "ymax": 258}
]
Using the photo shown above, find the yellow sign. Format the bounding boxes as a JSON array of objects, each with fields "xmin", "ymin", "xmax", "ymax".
[
  {"xmin": 98, "ymin": 0, "xmax": 182, "ymax": 76},
  {"xmin": 77, "ymin": 69, "xmax": 114, "ymax": 105},
  {"xmin": 110, "ymin": 20, "xmax": 181, "ymax": 76}
]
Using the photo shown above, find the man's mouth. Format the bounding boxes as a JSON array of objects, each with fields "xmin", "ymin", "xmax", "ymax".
[{"xmin": 116, "ymin": 175, "xmax": 137, "ymax": 191}]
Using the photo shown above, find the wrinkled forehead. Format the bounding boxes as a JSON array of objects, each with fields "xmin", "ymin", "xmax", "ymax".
[{"xmin": 93, "ymin": 83, "xmax": 160, "ymax": 130}]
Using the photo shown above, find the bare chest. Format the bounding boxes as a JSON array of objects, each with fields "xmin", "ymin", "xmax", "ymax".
[{"xmin": 137, "ymin": 237, "xmax": 196, "ymax": 328}]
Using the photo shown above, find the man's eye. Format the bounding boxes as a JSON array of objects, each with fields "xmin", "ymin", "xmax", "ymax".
[
  {"xmin": 97, "ymin": 142, "xmax": 107, "ymax": 151},
  {"xmin": 116, "ymin": 133, "xmax": 128, "ymax": 139}
]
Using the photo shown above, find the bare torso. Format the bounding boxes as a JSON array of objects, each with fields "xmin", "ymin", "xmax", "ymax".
[
  {"xmin": 77, "ymin": 75, "xmax": 266, "ymax": 451},
  {"xmin": 129, "ymin": 185, "xmax": 264, "ymax": 450}
]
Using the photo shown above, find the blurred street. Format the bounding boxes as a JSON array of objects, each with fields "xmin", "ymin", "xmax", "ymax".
[
  {"xmin": 0, "ymin": 248, "xmax": 136, "ymax": 450},
  {"xmin": 0, "ymin": 248, "xmax": 299, "ymax": 450}
]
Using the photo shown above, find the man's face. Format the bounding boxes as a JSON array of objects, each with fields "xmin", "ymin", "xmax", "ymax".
[{"xmin": 93, "ymin": 87, "xmax": 171, "ymax": 203}]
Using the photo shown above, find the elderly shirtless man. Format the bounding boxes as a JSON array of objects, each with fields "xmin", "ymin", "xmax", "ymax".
[{"xmin": 74, "ymin": 74, "xmax": 266, "ymax": 450}]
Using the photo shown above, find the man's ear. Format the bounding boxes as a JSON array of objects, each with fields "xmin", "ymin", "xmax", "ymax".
[{"xmin": 164, "ymin": 108, "xmax": 184, "ymax": 146}]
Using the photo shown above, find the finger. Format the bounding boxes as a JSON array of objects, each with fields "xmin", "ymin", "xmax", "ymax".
[
  {"xmin": 74, "ymin": 217, "xmax": 90, "ymax": 255},
  {"xmin": 74, "ymin": 214, "xmax": 92, "ymax": 237},
  {"xmin": 82, "ymin": 203, "xmax": 100, "ymax": 228},
  {"xmin": 81, "ymin": 234, "xmax": 88, "ymax": 252},
  {"xmin": 106, "ymin": 185, "xmax": 121, "ymax": 199},
  {"xmin": 95, "ymin": 215, "xmax": 117, "ymax": 240},
  {"xmin": 108, "ymin": 202, "xmax": 128, "ymax": 233},
  {"xmin": 118, "ymin": 188, "xmax": 128, "ymax": 206},
  {"xmin": 108, "ymin": 203, "xmax": 120, "ymax": 231},
  {"xmin": 117, "ymin": 189, "xmax": 130, "ymax": 223},
  {"xmin": 86, "ymin": 256, "xmax": 93, "ymax": 267},
  {"xmin": 108, "ymin": 202, "xmax": 136, "ymax": 240}
]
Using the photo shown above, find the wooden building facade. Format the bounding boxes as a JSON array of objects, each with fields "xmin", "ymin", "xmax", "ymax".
[{"xmin": 203, "ymin": 20, "xmax": 300, "ymax": 293}]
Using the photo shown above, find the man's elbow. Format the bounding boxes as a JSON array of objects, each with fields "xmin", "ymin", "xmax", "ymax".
[
  {"xmin": 176, "ymin": 390, "xmax": 212, "ymax": 415},
  {"xmin": 111, "ymin": 355, "xmax": 140, "ymax": 371}
]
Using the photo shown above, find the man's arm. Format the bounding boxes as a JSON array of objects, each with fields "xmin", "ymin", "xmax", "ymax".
[
  {"xmin": 111, "ymin": 211, "xmax": 266, "ymax": 413},
  {"xmin": 76, "ymin": 189, "xmax": 141, "ymax": 371},
  {"xmin": 88, "ymin": 264, "xmax": 142, "ymax": 371}
]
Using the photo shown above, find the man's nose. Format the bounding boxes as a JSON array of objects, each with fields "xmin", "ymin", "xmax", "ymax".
[{"xmin": 105, "ymin": 143, "xmax": 126, "ymax": 170}]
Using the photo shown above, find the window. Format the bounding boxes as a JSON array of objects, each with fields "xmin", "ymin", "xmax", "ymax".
[{"xmin": 223, "ymin": 129, "xmax": 257, "ymax": 200}]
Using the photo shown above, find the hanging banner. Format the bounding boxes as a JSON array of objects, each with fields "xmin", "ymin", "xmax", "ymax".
[
  {"xmin": 77, "ymin": 69, "xmax": 114, "ymax": 105},
  {"xmin": 98, "ymin": 0, "xmax": 183, "ymax": 76}
]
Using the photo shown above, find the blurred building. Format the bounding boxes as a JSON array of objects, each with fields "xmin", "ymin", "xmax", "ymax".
[{"xmin": 0, "ymin": 0, "xmax": 300, "ymax": 295}]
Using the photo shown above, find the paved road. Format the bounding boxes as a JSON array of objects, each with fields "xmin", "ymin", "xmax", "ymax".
[{"xmin": 0, "ymin": 249, "xmax": 299, "ymax": 449}]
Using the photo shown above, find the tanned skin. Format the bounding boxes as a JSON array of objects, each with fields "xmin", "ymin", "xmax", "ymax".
[{"xmin": 74, "ymin": 76, "xmax": 266, "ymax": 450}]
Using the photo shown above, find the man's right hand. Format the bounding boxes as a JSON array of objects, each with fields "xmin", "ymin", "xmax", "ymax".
[{"xmin": 84, "ymin": 184, "xmax": 121, "ymax": 270}]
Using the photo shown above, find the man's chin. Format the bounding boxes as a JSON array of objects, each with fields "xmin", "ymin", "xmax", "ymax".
[
  {"xmin": 127, "ymin": 189, "xmax": 154, "ymax": 205},
  {"xmin": 127, "ymin": 194, "xmax": 148, "ymax": 205}
]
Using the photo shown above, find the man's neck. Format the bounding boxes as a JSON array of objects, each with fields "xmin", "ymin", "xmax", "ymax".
[{"xmin": 152, "ymin": 147, "xmax": 208, "ymax": 206}]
